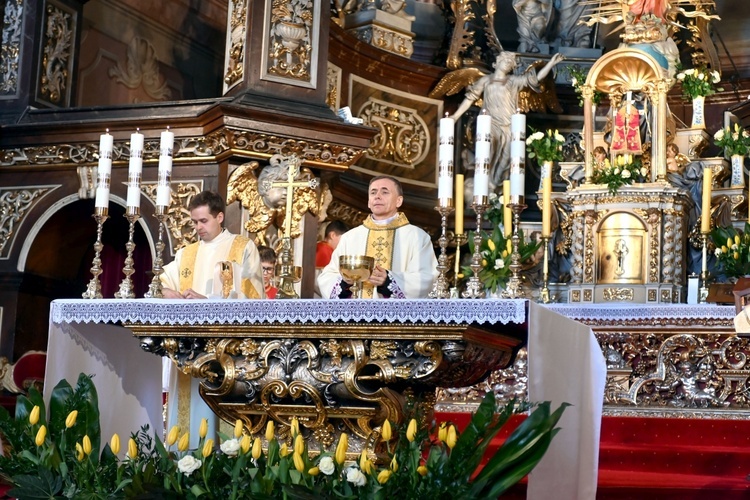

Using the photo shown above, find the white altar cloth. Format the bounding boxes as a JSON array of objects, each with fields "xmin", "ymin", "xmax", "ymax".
[{"xmin": 47, "ymin": 298, "xmax": 603, "ymax": 500}]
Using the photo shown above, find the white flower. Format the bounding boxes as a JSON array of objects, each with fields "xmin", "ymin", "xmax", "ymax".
[
  {"xmin": 714, "ymin": 128, "xmax": 725, "ymax": 140},
  {"xmin": 715, "ymin": 248, "xmax": 723, "ymax": 257},
  {"xmin": 614, "ymin": 168, "xmax": 620, "ymax": 175},
  {"xmin": 621, "ymin": 169, "xmax": 631, "ymax": 179},
  {"xmin": 698, "ymin": 73, "xmax": 705, "ymax": 81},
  {"xmin": 494, "ymin": 258, "xmax": 505, "ymax": 270},
  {"xmin": 684, "ymin": 68, "xmax": 695, "ymax": 76},
  {"xmin": 640, "ymin": 167, "xmax": 648, "ymax": 177},
  {"xmin": 571, "ymin": 77, "xmax": 578, "ymax": 86},
  {"xmin": 732, "ymin": 244, "xmax": 739, "ymax": 251},
  {"xmin": 676, "ymin": 72, "xmax": 685, "ymax": 81},
  {"xmin": 318, "ymin": 455, "xmax": 336, "ymax": 475},
  {"xmin": 346, "ymin": 467, "xmax": 367, "ymax": 487},
  {"xmin": 712, "ymin": 71, "xmax": 721, "ymax": 83},
  {"xmin": 554, "ymin": 133, "xmax": 565, "ymax": 143},
  {"xmin": 220, "ymin": 438, "xmax": 240, "ymax": 457},
  {"xmin": 527, "ymin": 131, "xmax": 544, "ymax": 143},
  {"xmin": 488, "ymin": 192, "xmax": 498, "ymax": 202},
  {"xmin": 178, "ymin": 455, "xmax": 202, "ymax": 476}
]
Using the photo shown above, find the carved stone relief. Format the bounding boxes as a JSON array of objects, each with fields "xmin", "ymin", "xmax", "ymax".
[
  {"xmin": 39, "ymin": 2, "xmax": 75, "ymax": 106},
  {"xmin": 1, "ymin": 0, "xmax": 23, "ymax": 95},
  {"xmin": 108, "ymin": 37, "xmax": 171, "ymax": 101},
  {"xmin": 0, "ymin": 187, "xmax": 58, "ymax": 259}
]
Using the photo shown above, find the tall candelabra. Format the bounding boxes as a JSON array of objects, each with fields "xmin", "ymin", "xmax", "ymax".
[
  {"xmin": 699, "ymin": 233, "xmax": 709, "ymax": 303},
  {"xmin": 82, "ymin": 208, "xmax": 109, "ymax": 299},
  {"xmin": 115, "ymin": 207, "xmax": 140, "ymax": 299},
  {"xmin": 144, "ymin": 206, "xmax": 167, "ymax": 298},
  {"xmin": 429, "ymin": 204, "xmax": 455, "ymax": 299},
  {"xmin": 539, "ymin": 235, "xmax": 551, "ymax": 303},
  {"xmin": 462, "ymin": 199, "xmax": 488, "ymax": 298},
  {"xmin": 501, "ymin": 202, "xmax": 527, "ymax": 299}
]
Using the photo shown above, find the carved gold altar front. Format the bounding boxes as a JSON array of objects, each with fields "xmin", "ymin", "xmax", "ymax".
[{"xmin": 131, "ymin": 318, "xmax": 524, "ymax": 452}]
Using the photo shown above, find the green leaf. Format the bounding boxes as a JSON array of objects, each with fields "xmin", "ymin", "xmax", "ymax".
[{"xmin": 8, "ymin": 466, "xmax": 63, "ymax": 499}]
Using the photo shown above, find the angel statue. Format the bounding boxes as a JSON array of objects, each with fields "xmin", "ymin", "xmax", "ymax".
[
  {"xmin": 435, "ymin": 51, "xmax": 564, "ymax": 187},
  {"xmin": 227, "ymin": 154, "xmax": 331, "ymax": 248}
]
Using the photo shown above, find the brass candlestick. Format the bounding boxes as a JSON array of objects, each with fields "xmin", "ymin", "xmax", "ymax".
[
  {"xmin": 276, "ymin": 236, "xmax": 302, "ymax": 299},
  {"xmin": 144, "ymin": 206, "xmax": 167, "ymax": 299},
  {"xmin": 539, "ymin": 235, "xmax": 551, "ymax": 304},
  {"xmin": 82, "ymin": 207, "xmax": 109, "ymax": 299},
  {"xmin": 450, "ymin": 232, "xmax": 467, "ymax": 298},
  {"xmin": 501, "ymin": 202, "xmax": 528, "ymax": 299},
  {"xmin": 699, "ymin": 233, "xmax": 709, "ymax": 303},
  {"xmin": 115, "ymin": 207, "xmax": 140, "ymax": 299},
  {"xmin": 462, "ymin": 198, "xmax": 488, "ymax": 299},
  {"xmin": 429, "ymin": 204, "xmax": 455, "ymax": 299}
]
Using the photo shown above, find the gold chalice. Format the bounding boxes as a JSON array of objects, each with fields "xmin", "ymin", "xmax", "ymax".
[{"xmin": 339, "ymin": 255, "xmax": 375, "ymax": 298}]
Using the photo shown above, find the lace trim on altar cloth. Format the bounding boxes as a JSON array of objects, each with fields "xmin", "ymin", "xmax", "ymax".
[
  {"xmin": 51, "ymin": 298, "xmax": 527, "ymax": 326},
  {"xmin": 546, "ymin": 303, "xmax": 736, "ymax": 321}
]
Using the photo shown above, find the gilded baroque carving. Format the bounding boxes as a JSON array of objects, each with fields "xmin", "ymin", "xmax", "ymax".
[
  {"xmin": 1, "ymin": 0, "xmax": 23, "ymax": 95},
  {"xmin": 674, "ymin": 212, "xmax": 685, "ymax": 282},
  {"xmin": 360, "ymin": 99, "xmax": 429, "ymax": 167},
  {"xmin": 584, "ymin": 209, "xmax": 601, "ymax": 284},
  {"xmin": 648, "ymin": 289, "xmax": 657, "ymax": 301},
  {"xmin": 583, "ymin": 289, "xmax": 593, "ymax": 301},
  {"xmin": 40, "ymin": 4, "xmax": 73, "ymax": 105},
  {"xmin": 603, "ymin": 288, "xmax": 634, "ymax": 301},
  {"xmin": 350, "ymin": 25, "xmax": 413, "ymax": 58},
  {"xmin": 661, "ymin": 210, "xmax": 675, "ymax": 283},
  {"xmin": 325, "ymin": 200, "xmax": 368, "ymax": 231},
  {"xmin": 142, "ymin": 182, "xmax": 202, "ymax": 252},
  {"xmin": 570, "ymin": 211, "xmax": 584, "ymax": 284},
  {"xmin": 268, "ymin": 0, "xmax": 313, "ymax": 82},
  {"xmin": 326, "ymin": 64, "xmax": 342, "ymax": 112},
  {"xmin": 223, "ymin": 0, "xmax": 247, "ymax": 90},
  {"xmin": 0, "ymin": 188, "xmax": 54, "ymax": 257},
  {"xmin": 108, "ymin": 37, "xmax": 171, "ymax": 101}
]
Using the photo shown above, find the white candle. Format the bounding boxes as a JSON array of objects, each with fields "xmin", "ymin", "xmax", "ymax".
[
  {"xmin": 95, "ymin": 130, "xmax": 113, "ymax": 209},
  {"xmin": 438, "ymin": 115, "xmax": 455, "ymax": 205},
  {"xmin": 510, "ymin": 140, "xmax": 525, "ymax": 198},
  {"xmin": 511, "ymin": 112, "xmax": 526, "ymax": 142},
  {"xmin": 510, "ymin": 139, "xmax": 525, "ymax": 160},
  {"xmin": 156, "ymin": 129, "xmax": 174, "ymax": 207},
  {"xmin": 127, "ymin": 130, "xmax": 144, "ymax": 208},
  {"xmin": 474, "ymin": 111, "xmax": 492, "ymax": 199}
]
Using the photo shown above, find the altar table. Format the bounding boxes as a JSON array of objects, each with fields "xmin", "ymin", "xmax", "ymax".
[{"xmin": 47, "ymin": 298, "xmax": 604, "ymax": 500}]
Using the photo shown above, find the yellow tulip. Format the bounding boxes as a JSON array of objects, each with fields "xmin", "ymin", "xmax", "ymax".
[
  {"xmin": 294, "ymin": 434, "xmax": 305, "ymax": 456},
  {"xmin": 506, "ymin": 239, "xmax": 512, "ymax": 253},
  {"xmin": 438, "ymin": 422, "xmax": 447, "ymax": 443},
  {"xmin": 487, "ymin": 239, "xmax": 496, "ymax": 251},
  {"xmin": 199, "ymin": 418, "xmax": 208, "ymax": 439},
  {"xmin": 446, "ymin": 425, "xmax": 457, "ymax": 450},
  {"xmin": 83, "ymin": 435, "xmax": 92, "ymax": 455},
  {"xmin": 265, "ymin": 420, "xmax": 275, "ymax": 442},
  {"xmin": 293, "ymin": 452, "xmax": 305, "ymax": 472},
  {"xmin": 406, "ymin": 418, "xmax": 417, "ymax": 442},
  {"xmin": 110, "ymin": 433, "xmax": 121, "ymax": 455},
  {"xmin": 736, "ymin": 235, "xmax": 741, "ymax": 245},
  {"xmin": 202, "ymin": 438, "xmax": 214, "ymax": 458},
  {"xmin": 728, "ymin": 237, "xmax": 734, "ymax": 248},
  {"xmin": 359, "ymin": 450, "xmax": 368, "ymax": 471},
  {"xmin": 381, "ymin": 419, "xmax": 392, "ymax": 441},
  {"xmin": 335, "ymin": 433, "xmax": 348, "ymax": 464},
  {"xmin": 735, "ymin": 251, "xmax": 740, "ymax": 260},
  {"xmin": 417, "ymin": 465, "xmax": 428, "ymax": 476},
  {"xmin": 308, "ymin": 466, "xmax": 320, "ymax": 476},
  {"xmin": 167, "ymin": 425, "xmax": 180, "ymax": 446},
  {"xmin": 35, "ymin": 425, "xmax": 46, "ymax": 446},
  {"xmin": 502, "ymin": 250, "xmax": 509, "ymax": 258},
  {"xmin": 29, "ymin": 405, "xmax": 40, "ymax": 426},
  {"xmin": 252, "ymin": 437, "xmax": 262, "ymax": 460},
  {"xmin": 65, "ymin": 410, "xmax": 78, "ymax": 429},
  {"xmin": 75, "ymin": 442, "xmax": 84, "ymax": 461},
  {"xmin": 390, "ymin": 455, "xmax": 398, "ymax": 472},
  {"xmin": 377, "ymin": 469, "xmax": 392, "ymax": 484},
  {"xmin": 178, "ymin": 432, "xmax": 190, "ymax": 452},
  {"xmin": 291, "ymin": 417, "xmax": 300, "ymax": 438},
  {"xmin": 280, "ymin": 443, "xmax": 290, "ymax": 457},
  {"xmin": 240, "ymin": 434, "xmax": 252, "ymax": 454},
  {"xmin": 362, "ymin": 459, "xmax": 373, "ymax": 475},
  {"xmin": 234, "ymin": 419, "xmax": 243, "ymax": 439},
  {"xmin": 722, "ymin": 245, "xmax": 728, "ymax": 253},
  {"xmin": 128, "ymin": 438, "xmax": 138, "ymax": 459},
  {"xmin": 481, "ymin": 259, "xmax": 487, "ymax": 267}
]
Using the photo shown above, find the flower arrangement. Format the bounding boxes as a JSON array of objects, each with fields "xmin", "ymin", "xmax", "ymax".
[
  {"xmin": 714, "ymin": 124, "xmax": 750, "ymax": 157},
  {"xmin": 567, "ymin": 65, "xmax": 605, "ymax": 107},
  {"xmin": 525, "ymin": 129, "xmax": 565, "ymax": 164},
  {"xmin": 712, "ymin": 223, "xmax": 750, "ymax": 278},
  {"xmin": 591, "ymin": 154, "xmax": 649, "ymax": 195},
  {"xmin": 0, "ymin": 374, "xmax": 567, "ymax": 499},
  {"xmin": 462, "ymin": 193, "xmax": 541, "ymax": 294},
  {"xmin": 675, "ymin": 66, "xmax": 722, "ymax": 100}
]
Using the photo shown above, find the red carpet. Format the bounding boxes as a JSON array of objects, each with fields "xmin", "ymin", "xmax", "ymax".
[{"xmin": 437, "ymin": 412, "xmax": 750, "ymax": 499}]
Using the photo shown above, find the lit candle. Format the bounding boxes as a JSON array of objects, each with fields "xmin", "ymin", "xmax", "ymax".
[
  {"xmin": 542, "ymin": 173, "xmax": 552, "ymax": 238},
  {"xmin": 127, "ymin": 130, "xmax": 144, "ymax": 209},
  {"xmin": 474, "ymin": 110, "xmax": 491, "ymax": 199},
  {"xmin": 95, "ymin": 130, "xmax": 114, "ymax": 209},
  {"xmin": 156, "ymin": 128, "xmax": 174, "ymax": 207},
  {"xmin": 701, "ymin": 166, "xmax": 712, "ymax": 233},
  {"xmin": 502, "ymin": 180, "xmax": 512, "ymax": 238},
  {"xmin": 455, "ymin": 174, "xmax": 464, "ymax": 234},
  {"xmin": 438, "ymin": 115, "xmax": 455, "ymax": 206},
  {"xmin": 511, "ymin": 112, "xmax": 526, "ymax": 142}
]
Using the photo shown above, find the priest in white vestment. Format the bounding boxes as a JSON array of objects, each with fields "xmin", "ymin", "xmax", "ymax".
[
  {"xmin": 160, "ymin": 191, "xmax": 264, "ymax": 446},
  {"xmin": 318, "ymin": 176, "xmax": 438, "ymax": 299}
]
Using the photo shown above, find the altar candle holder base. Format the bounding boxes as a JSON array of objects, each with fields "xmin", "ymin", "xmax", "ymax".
[
  {"xmin": 462, "ymin": 198, "xmax": 488, "ymax": 299},
  {"xmin": 699, "ymin": 233, "xmax": 709, "ymax": 304},
  {"xmin": 450, "ymin": 232, "xmax": 467, "ymax": 299},
  {"xmin": 429, "ymin": 204, "xmax": 455, "ymax": 299},
  {"xmin": 501, "ymin": 202, "xmax": 528, "ymax": 299},
  {"xmin": 276, "ymin": 237, "xmax": 300, "ymax": 299},
  {"xmin": 115, "ymin": 208, "xmax": 140, "ymax": 299},
  {"xmin": 82, "ymin": 208, "xmax": 109, "ymax": 299},
  {"xmin": 538, "ymin": 235, "xmax": 551, "ymax": 304},
  {"xmin": 145, "ymin": 206, "xmax": 167, "ymax": 299}
]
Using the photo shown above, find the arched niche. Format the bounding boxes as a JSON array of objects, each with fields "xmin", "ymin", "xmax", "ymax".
[{"xmin": 597, "ymin": 211, "xmax": 648, "ymax": 285}]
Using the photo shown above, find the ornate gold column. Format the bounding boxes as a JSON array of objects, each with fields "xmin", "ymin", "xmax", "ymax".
[
  {"xmin": 648, "ymin": 80, "xmax": 670, "ymax": 183},
  {"xmin": 582, "ymin": 85, "xmax": 595, "ymax": 184}
]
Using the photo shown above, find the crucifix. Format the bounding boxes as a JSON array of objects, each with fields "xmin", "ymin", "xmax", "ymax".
[{"xmin": 263, "ymin": 154, "xmax": 319, "ymax": 299}]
